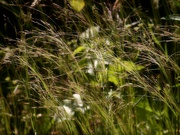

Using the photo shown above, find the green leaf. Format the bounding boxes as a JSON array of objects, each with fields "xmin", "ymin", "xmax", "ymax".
[
  {"xmin": 108, "ymin": 60, "xmax": 144, "ymax": 73},
  {"xmin": 107, "ymin": 60, "xmax": 144, "ymax": 85},
  {"xmin": 73, "ymin": 46, "xmax": 86, "ymax": 56},
  {"xmin": 122, "ymin": 61, "xmax": 144, "ymax": 71},
  {"xmin": 136, "ymin": 99, "xmax": 153, "ymax": 113},
  {"xmin": 108, "ymin": 76, "xmax": 119, "ymax": 85},
  {"xmin": 69, "ymin": 0, "xmax": 85, "ymax": 12}
]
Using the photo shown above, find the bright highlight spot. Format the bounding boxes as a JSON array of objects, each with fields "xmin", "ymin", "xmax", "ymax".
[{"xmin": 69, "ymin": 0, "xmax": 85, "ymax": 12}]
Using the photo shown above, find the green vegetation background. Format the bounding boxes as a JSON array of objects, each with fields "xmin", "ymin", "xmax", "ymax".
[{"xmin": 0, "ymin": 0, "xmax": 179, "ymax": 134}]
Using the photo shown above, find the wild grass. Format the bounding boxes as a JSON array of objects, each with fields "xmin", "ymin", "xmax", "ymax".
[{"xmin": 0, "ymin": 0, "xmax": 180, "ymax": 134}]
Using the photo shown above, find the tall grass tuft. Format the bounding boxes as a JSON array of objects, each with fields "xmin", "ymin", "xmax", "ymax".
[{"xmin": 0, "ymin": 0, "xmax": 179, "ymax": 134}]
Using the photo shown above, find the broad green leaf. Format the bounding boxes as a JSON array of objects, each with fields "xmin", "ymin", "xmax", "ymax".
[
  {"xmin": 73, "ymin": 46, "xmax": 86, "ymax": 56},
  {"xmin": 136, "ymin": 99, "xmax": 153, "ymax": 113},
  {"xmin": 109, "ymin": 60, "xmax": 144, "ymax": 73},
  {"xmin": 108, "ymin": 60, "xmax": 144, "ymax": 85},
  {"xmin": 108, "ymin": 76, "xmax": 119, "ymax": 85},
  {"xmin": 69, "ymin": 0, "xmax": 85, "ymax": 12},
  {"xmin": 122, "ymin": 61, "xmax": 144, "ymax": 71}
]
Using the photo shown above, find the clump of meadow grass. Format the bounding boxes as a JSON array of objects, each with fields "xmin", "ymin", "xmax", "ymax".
[{"xmin": 0, "ymin": 0, "xmax": 179, "ymax": 134}]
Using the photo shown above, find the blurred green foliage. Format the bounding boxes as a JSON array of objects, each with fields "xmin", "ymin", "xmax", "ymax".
[{"xmin": 0, "ymin": 0, "xmax": 179, "ymax": 134}]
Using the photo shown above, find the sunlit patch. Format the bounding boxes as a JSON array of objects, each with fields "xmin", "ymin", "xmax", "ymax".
[{"xmin": 69, "ymin": 0, "xmax": 85, "ymax": 12}]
